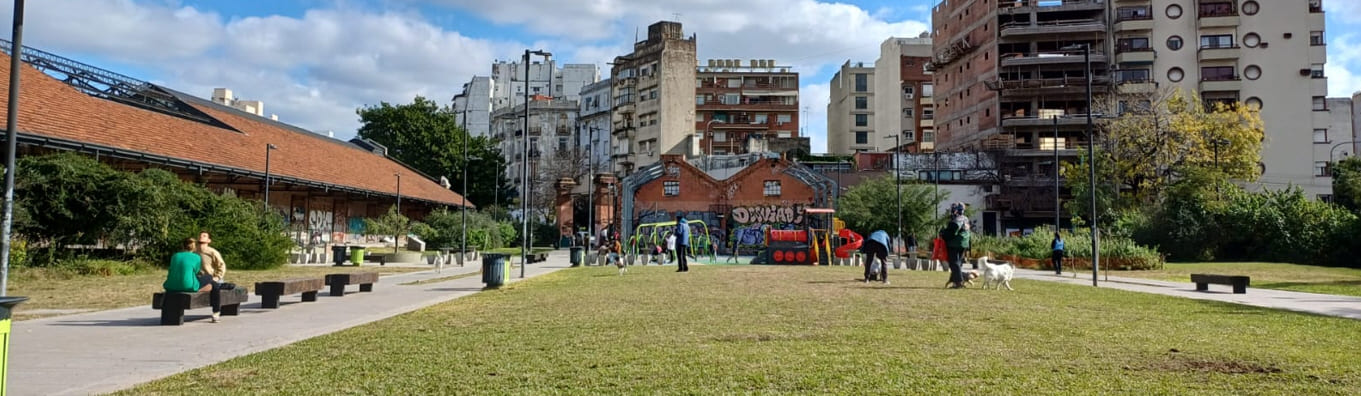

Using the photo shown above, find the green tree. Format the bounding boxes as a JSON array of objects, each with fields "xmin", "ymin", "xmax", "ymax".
[
  {"xmin": 356, "ymin": 96, "xmax": 509, "ymax": 207},
  {"xmin": 839, "ymin": 176, "xmax": 946, "ymax": 242},
  {"xmin": 1333, "ymin": 156, "xmax": 1361, "ymax": 213},
  {"xmin": 363, "ymin": 207, "xmax": 411, "ymax": 250}
]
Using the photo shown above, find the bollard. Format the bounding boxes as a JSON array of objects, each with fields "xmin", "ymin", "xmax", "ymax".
[
  {"xmin": 891, "ymin": 256, "xmax": 901, "ymax": 270},
  {"xmin": 1, "ymin": 297, "xmax": 28, "ymax": 395}
]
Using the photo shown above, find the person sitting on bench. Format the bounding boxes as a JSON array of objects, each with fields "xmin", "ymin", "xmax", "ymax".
[{"xmin": 163, "ymin": 238, "xmax": 222, "ymax": 323}]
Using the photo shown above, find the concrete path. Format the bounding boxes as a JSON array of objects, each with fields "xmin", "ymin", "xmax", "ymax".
[
  {"xmin": 8, "ymin": 253, "xmax": 573, "ymax": 396},
  {"xmin": 1009, "ymin": 268, "xmax": 1361, "ymax": 320}
]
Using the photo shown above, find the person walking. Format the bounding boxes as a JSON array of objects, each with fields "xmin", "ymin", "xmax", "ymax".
[
  {"xmin": 665, "ymin": 232, "xmax": 677, "ymax": 264},
  {"xmin": 675, "ymin": 215, "xmax": 691, "ymax": 272},
  {"xmin": 862, "ymin": 230, "xmax": 891, "ymax": 284},
  {"xmin": 906, "ymin": 234, "xmax": 918, "ymax": 260},
  {"xmin": 1051, "ymin": 233, "xmax": 1066, "ymax": 275},
  {"xmin": 941, "ymin": 205, "xmax": 971, "ymax": 289}
]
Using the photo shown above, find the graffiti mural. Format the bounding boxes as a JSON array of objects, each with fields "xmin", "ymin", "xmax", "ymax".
[
  {"xmin": 730, "ymin": 205, "xmax": 806, "ymax": 225},
  {"xmin": 308, "ymin": 209, "xmax": 334, "ymax": 243}
]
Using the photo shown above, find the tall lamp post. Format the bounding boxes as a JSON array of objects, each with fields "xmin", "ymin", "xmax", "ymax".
[
  {"xmin": 1053, "ymin": 115, "xmax": 1061, "ymax": 232},
  {"xmin": 263, "ymin": 144, "xmax": 278, "ymax": 211},
  {"xmin": 1080, "ymin": 43, "xmax": 1099, "ymax": 287},
  {"xmin": 705, "ymin": 119, "xmax": 725, "ymax": 172},
  {"xmin": 588, "ymin": 126, "xmax": 605, "ymax": 244},
  {"xmin": 522, "ymin": 49, "xmax": 552, "ymax": 278},
  {"xmin": 1330, "ymin": 141, "xmax": 1356, "ymax": 164},
  {"xmin": 394, "ymin": 172, "xmax": 402, "ymax": 250},
  {"xmin": 884, "ymin": 134, "xmax": 903, "ymax": 253},
  {"xmin": 1, "ymin": 0, "xmax": 26, "ymax": 296}
]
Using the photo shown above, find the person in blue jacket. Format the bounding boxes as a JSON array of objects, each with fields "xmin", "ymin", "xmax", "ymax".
[
  {"xmin": 861, "ymin": 230, "xmax": 891, "ymax": 284},
  {"xmin": 675, "ymin": 215, "xmax": 691, "ymax": 272},
  {"xmin": 1052, "ymin": 233, "xmax": 1065, "ymax": 275}
]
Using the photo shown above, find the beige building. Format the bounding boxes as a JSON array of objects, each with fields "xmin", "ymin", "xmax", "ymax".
[
  {"xmin": 874, "ymin": 37, "xmax": 936, "ymax": 152},
  {"xmin": 1112, "ymin": 0, "xmax": 1330, "ymax": 197},
  {"xmin": 826, "ymin": 60, "xmax": 875, "ymax": 154},
  {"xmin": 695, "ymin": 59, "xmax": 800, "ymax": 156},
  {"xmin": 610, "ymin": 21, "xmax": 698, "ymax": 175},
  {"xmin": 210, "ymin": 88, "xmax": 276, "ymax": 121}
]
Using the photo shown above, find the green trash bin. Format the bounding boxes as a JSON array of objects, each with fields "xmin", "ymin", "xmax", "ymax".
[
  {"xmin": 1, "ymin": 296, "xmax": 28, "ymax": 395},
  {"xmin": 569, "ymin": 246, "xmax": 584, "ymax": 266},
  {"xmin": 482, "ymin": 253, "xmax": 509, "ymax": 288},
  {"xmin": 350, "ymin": 247, "xmax": 366, "ymax": 266}
]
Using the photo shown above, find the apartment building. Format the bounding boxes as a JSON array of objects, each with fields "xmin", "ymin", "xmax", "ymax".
[
  {"xmin": 695, "ymin": 59, "xmax": 800, "ymax": 156},
  {"xmin": 578, "ymin": 79, "xmax": 613, "ymax": 173},
  {"xmin": 489, "ymin": 60, "xmax": 597, "ymax": 110},
  {"xmin": 211, "ymin": 88, "xmax": 277, "ymax": 120},
  {"xmin": 874, "ymin": 37, "xmax": 937, "ymax": 152},
  {"xmin": 610, "ymin": 21, "xmax": 698, "ymax": 175},
  {"xmin": 489, "ymin": 99, "xmax": 579, "ymax": 200},
  {"xmin": 451, "ymin": 76, "xmax": 493, "ymax": 137},
  {"xmin": 826, "ymin": 61, "xmax": 876, "ymax": 154}
]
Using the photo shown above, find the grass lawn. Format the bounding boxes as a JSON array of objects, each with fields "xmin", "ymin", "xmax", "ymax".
[
  {"xmin": 9, "ymin": 265, "xmax": 426, "ymax": 321},
  {"xmin": 1115, "ymin": 262, "xmax": 1361, "ymax": 297},
  {"xmin": 123, "ymin": 265, "xmax": 1359, "ymax": 394}
]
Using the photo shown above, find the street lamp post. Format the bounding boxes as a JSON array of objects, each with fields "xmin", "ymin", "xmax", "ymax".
[
  {"xmin": 522, "ymin": 49, "xmax": 551, "ymax": 279},
  {"xmin": 1081, "ymin": 43, "xmax": 1099, "ymax": 287},
  {"xmin": 705, "ymin": 119, "xmax": 725, "ymax": 172},
  {"xmin": 884, "ymin": 134, "xmax": 903, "ymax": 253},
  {"xmin": 1053, "ymin": 116, "xmax": 1061, "ymax": 232},
  {"xmin": 263, "ymin": 144, "xmax": 278, "ymax": 211},
  {"xmin": 1, "ymin": 0, "xmax": 26, "ymax": 296},
  {"xmin": 460, "ymin": 104, "xmax": 470, "ymax": 260},
  {"xmin": 394, "ymin": 172, "xmax": 402, "ymax": 249}
]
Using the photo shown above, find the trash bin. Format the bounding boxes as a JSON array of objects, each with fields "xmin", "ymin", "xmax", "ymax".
[
  {"xmin": 331, "ymin": 245, "xmax": 349, "ymax": 266},
  {"xmin": 482, "ymin": 253, "xmax": 509, "ymax": 288},
  {"xmin": 569, "ymin": 246, "xmax": 584, "ymax": 266},
  {"xmin": 350, "ymin": 247, "xmax": 366, "ymax": 266},
  {"xmin": 1, "ymin": 296, "xmax": 28, "ymax": 395}
]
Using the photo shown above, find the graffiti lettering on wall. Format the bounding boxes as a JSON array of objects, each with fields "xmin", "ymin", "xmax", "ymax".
[
  {"xmin": 308, "ymin": 209, "xmax": 334, "ymax": 243},
  {"xmin": 730, "ymin": 205, "xmax": 806, "ymax": 225}
]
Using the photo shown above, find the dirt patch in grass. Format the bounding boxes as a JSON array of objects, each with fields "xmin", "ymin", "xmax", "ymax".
[{"xmin": 1136, "ymin": 351, "xmax": 1283, "ymax": 375}]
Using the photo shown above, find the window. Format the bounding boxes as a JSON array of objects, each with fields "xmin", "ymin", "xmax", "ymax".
[
  {"xmin": 1314, "ymin": 129, "xmax": 1329, "ymax": 143},
  {"xmin": 723, "ymin": 94, "xmax": 740, "ymax": 105},
  {"xmin": 558, "ymin": 137, "xmax": 569, "ymax": 152},
  {"xmin": 1244, "ymin": 33, "xmax": 1261, "ymax": 47},
  {"xmin": 1312, "ymin": 63, "xmax": 1325, "ymax": 78},
  {"xmin": 1116, "ymin": 6, "xmax": 1151, "ymax": 21},
  {"xmin": 1242, "ymin": 1, "xmax": 1260, "ymax": 15},
  {"xmin": 855, "ymin": 131, "xmax": 868, "ymax": 144},
  {"xmin": 904, "ymin": 130, "xmax": 915, "ymax": 140},
  {"xmin": 696, "ymin": 95, "xmax": 705, "ymax": 105},
  {"xmin": 855, "ymin": 114, "xmax": 868, "ymax": 127},
  {"xmin": 903, "ymin": 86, "xmax": 915, "ymax": 97},
  {"xmin": 1243, "ymin": 65, "xmax": 1262, "ymax": 80},
  {"xmin": 696, "ymin": 78, "xmax": 703, "ymax": 88},
  {"xmin": 1313, "ymin": 96, "xmax": 1327, "ymax": 111},
  {"xmin": 763, "ymin": 180, "xmax": 782, "ymax": 196},
  {"xmin": 697, "ymin": 113, "xmax": 704, "ymax": 122},
  {"xmin": 855, "ymin": 96, "xmax": 868, "ymax": 109},
  {"xmin": 1198, "ymin": 2, "xmax": 1235, "ymax": 17},
  {"xmin": 664, "ymin": 181, "xmax": 680, "ymax": 196},
  {"xmin": 1200, "ymin": 35, "xmax": 1234, "ymax": 49},
  {"xmin": 727, "ymin": 79, "xmax": 741, "ymax": 88},
  {"xmin": 854, "ymin": 74, "xmax": 868, "ymax": 92},
  {"xmin": 1310, "ymin": 0, "xmax": 1323, "ymax": 13},
  {"xmin": 1310, "ymin": 31, "xmax": 1325, "ymax": 46},
  {"xmin": 777, "ymin": 114, "xmax": 792, "ymax": 124},
  {"xmin": 1116, "ymin": 69, "xmax": 1151, "ymax": 83},
  {"xmin": 1168, "ymin": 67, "xmax": 1185, "ymax": 82},
  {"xmin": 1315, "ymin": 161, "xmax": 1330, "ymax": 177},
  {"xmin": 1118, "ymin": 37, "xmax": 1151, "ymax": 52},
  {"xmin": 922, "ymin": 109, "xmax": 935, "ymax": 120},
  {"xmin": 712, "ymin": 131, "xmax": 726, "ymax": 143},
  {"xmin": 903, "ymin": 108, "xmax": 915, "ymax": 118},
  {"xmin": 754, "ymin": 114, "xmax": 768, "ymax": 124},
  {"xmin": 922, "ymin": 83, "xmax": 934, "ymax": 97},
  {"xmin": 1201, "ymin": 66, "xmax": 1236, "ymax": 81},
  {"xmin": 1245, "ymin": 97, "xmax": 1262, "ymax": 110},
  {"xmin": 1167, "ymin": 36, "xmax": 1184, "ymax": 51}
]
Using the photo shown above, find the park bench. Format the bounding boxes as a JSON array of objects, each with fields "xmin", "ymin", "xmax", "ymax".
[
  {"xmin": 152, "ymin": 288, "xmax": 249, "ymax": 326},
  {"xmin": 326, "ymin": 272, "xmax": 379, "ymax": 296},
  {"xmin": 360, "ymin": 254, "xmax": 387, "ymax": 266},
  {"xmin": 530, "ymin": 252, "xmax": 548, "ymax": 263},
  {"xmin": 1191, "ymin": 273, "xmax": 1250, "ymax": 294},
  {"xmin": 254, "ymin": 277, "xmax": 325, "ymax": 308}
]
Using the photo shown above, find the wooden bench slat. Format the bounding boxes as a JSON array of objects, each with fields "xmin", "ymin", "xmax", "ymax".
[
  {"xmin": 1191, "ymin": 273, "xmax": 1250, "ymax": 294},
  {"xmin": 325, "ymin": 272, "xmax": 379, "ymax": 296},
  {"xmin": 152, "ymin": 288, "xmax": 250, "ymax": 325},
  {"xmin": 255, "ymin": 277, "xmax": 326, "ymax": 309}
]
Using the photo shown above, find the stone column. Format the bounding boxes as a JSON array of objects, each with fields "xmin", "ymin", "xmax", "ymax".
[{"xmin": 554, "ymin": 177, "xmax": 577, "ymax": 247}]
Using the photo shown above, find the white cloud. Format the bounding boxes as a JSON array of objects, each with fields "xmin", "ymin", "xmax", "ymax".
[
  {"xmin": 1327, "ymin": 34, "xmax": 1361, "ymax": 98},
  {"xmin": 2, "ymin": 0, "xmax": 223, "ymax": 61}
]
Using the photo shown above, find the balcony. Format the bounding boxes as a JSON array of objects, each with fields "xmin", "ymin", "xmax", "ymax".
[
  {"xmin": 1000, "ymin": 116, "xmax": 1087, "ymax": 128},
  {"xmin": 999, "ymin": 20, "xmax": 1106, "ymax": 38},
  {"xmin": 1198, "ymin": 46, "xmax": 1241, "ymax": 61},
  {"xmin": 1114, "ymin": 15, "xmax": 1154, "ymax": 31},
  {"xmin": 920, "ymin": 96, "xmax": 934, "ymax": 105},
  {"xmin": 998, "ymin": 0, "xmax": 1106, "ymax": 14},
  {"xmin": 1117, "ymin": 81, "xmax": 1158, "ymax": 94},
  {"xmin": 1198, "ymin": 3, "xmax": 1239, "ymax": 27},
  {"xmin": 988, "ymin": 76, "xmax": 1112, "ymax": 98},
  {"xmin": 1115, "ymin": 48, "xmax": 1155, "ymax": 64},
  {"xmin": 921, "ymin": 118, "xmax": 934, "ymax": 128},
  {"xmin": 1200, "ymin": 78, "xmax": 1242, "ymax": 92},
  {"xmin": 1000, "ymin": 52, "xmax": 1109, "ymax": 67}
]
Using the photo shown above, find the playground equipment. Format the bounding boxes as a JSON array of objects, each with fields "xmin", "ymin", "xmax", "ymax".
[
  {"xmin": 835, "ymin": 229, "xmax": 863, "ymax": 259},
  {"xmin": 751, "ymin": 208, "xmax": 835, "ymax": 265},
  {"xmin": 631, "ymin": 220, "xmax": 717, "ymax": 262}
]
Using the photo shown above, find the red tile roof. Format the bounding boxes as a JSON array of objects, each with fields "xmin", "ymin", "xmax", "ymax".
[{"xmin": 0, "ymin": 54, "xmax": 471, "ymax": 208}]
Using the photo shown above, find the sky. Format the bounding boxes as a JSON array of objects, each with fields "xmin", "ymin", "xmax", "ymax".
[{"xmin": 2, "ymin": 0, "xmax": 1360, "ymax": 153}]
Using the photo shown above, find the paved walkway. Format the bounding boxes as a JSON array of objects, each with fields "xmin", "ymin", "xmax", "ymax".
[
  {"xmin": 8, "ymin": 253, "xmax": 572, "ymax": 396},
  {"xmin": 1008, "ymin": 268, "xmax": 1361, "ymax": 320}
]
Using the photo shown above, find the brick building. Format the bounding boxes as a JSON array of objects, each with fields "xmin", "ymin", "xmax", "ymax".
[
  {"xmin": 616, "ymin": 153, "xmax": 834, "ymax": 253},
  {"xmin": 695, "ymin": 59, "xmax": 800, "ymax": 156}
]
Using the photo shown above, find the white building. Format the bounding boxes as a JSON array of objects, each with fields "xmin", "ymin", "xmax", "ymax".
[
  {"xmin": 490, "ymin": 99, "xmax": 580, "ymax": 199},
  {"xmin": 210, "ymin": 88, "xmax": 276, "ymax": 120},
  {"xmin": 873, "ymin": 37, "xmax": 934, "ymax": 153},
  {"xmin": 579, "ymin": 79, "xmax": 612, "ymax": 173},
  {"xmin": 452, "ymin": 76, "xmax": 493, "ymax": 137},
  {"xmin": 826, "ymin": 61, "xmax": 875, "ymax": 154},
  {"xmin": 490, "ymin": 59, "xmax": 598, "ymax": 110}
]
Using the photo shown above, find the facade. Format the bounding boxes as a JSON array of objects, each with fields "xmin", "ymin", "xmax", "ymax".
[
  {"xmin": 452, "ymin": 76, "xmax": 493, "ymax": 137},
  {"xmin": 874, "ymin": 37, "xmax": 936, "ymax": 152},
  {"xmin": 489, "ymin": 99, "xmax": 580, "ymax": 201},
  {"xmin": 490, "ymin": 59, "xmax": 598, "ymax": 110},
  {"xmin": 211, "ymin": 88, "xmax": 276, "ymax": 120},
  {"xmin": 1322, "ymin": 96, "xmax": 1353, "ymax": 202},
  {"xmin": 1354, "ymin": 92, "xmax": 1361, "ymax": 159},
  {"xmin": 578, "ymin": 79, "xmax": 613, "ymax": 176},
  {"xmin": 610, "ymin": 21, "xmax": 698, "ymax": 175},
  {"xmin": 695, "ymin": 59, "xmax": 800, "ymax": 156},
  {"xmin": 826, "ymin": 61, "xmax": 876, "ymax": 154}
]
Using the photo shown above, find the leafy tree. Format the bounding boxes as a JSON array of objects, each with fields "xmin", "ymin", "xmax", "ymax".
[
  {"xmin": 363, "ymin": 207, "xmax": 410, "ymax": 249},
  {"xmin": 410, "ymin": 208, "xmax": 517, "ymax": 250},
  {"xmin": 838, "ymin": 176, "xmax": 946, "ymax": 242},
  {"xmin": 1333, "ymin": 156, "xmax": 1361, "ymax": 213},
  {"xmin": 356, "ymin": 96, "xmax": 509, "ymax": 207}
]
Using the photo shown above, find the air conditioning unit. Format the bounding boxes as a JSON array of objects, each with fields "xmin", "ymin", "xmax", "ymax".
[{"xmin": 904, "ymin": 93, "xmax": 915, "ymax": 99}]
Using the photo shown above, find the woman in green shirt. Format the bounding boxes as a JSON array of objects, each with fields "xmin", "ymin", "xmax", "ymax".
[{"xmin": 163, "ymin": 238, "xmax": 222, "ymax": 322}]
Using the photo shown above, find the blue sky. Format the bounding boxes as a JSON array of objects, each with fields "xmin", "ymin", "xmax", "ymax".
[{"xmin": 4, "ymin": 0, "xmax": 1360, "ymax": 153}]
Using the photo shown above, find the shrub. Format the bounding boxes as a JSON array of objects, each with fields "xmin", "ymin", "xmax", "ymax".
[
  {"xmin": 60, "ymin": 258, "xmax": 153, "ymax": 277},
  {"xmin": 972, "ymin": 226, "xmax": 1163, "ymax": 271},
  {"xmin": 412, "ymin": 208, "xmax": 517, "ymax": 250}
]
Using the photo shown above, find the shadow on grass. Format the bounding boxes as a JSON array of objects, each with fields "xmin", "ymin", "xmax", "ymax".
[{"xmin": 428, "ymin": 287, "xmax": 489, "ymax": 293}]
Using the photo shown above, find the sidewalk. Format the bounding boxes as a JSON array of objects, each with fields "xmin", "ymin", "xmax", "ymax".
[
  {"xmin": 8, "ymin": 252, "xmax": 573, "ymax": 396},
  {"xmin": 1010, "ymin": 268, "xmax": 1361, "ymax": 320}
]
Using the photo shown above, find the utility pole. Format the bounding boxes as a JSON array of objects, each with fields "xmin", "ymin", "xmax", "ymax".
[{"xmin": 1, "ymin": 0, "xmax": 26, "ymax": 296}]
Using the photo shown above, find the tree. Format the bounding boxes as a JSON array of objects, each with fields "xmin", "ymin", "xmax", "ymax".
[
  {"xmin": 363, "ymin": 207, "xmax": 410, "ymax": 250},
  {"xmin": 1333, "ymin": 156, "xmax": 1361, "ymax": 213},
  {"xmin": 838, "ymin": 176, "xmax": 946, "ymax": 242},
  {"xmin": 356, "ymin": 96, "xmax": 509, "ymax": 207}
]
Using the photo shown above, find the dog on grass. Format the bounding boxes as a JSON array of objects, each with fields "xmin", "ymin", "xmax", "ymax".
[
  {"xmin": 866, "ymin": 258, "xmax": 883, "ymax": 282},
  {"xmin": 979, "ymin": 256, "xmax": 1015, "ymax": 291},
  {"xmin": 947, "ymin": 270, "xmax": 980, "ymax": 288}
]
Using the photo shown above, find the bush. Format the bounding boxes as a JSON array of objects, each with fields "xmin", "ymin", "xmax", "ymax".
[
  {"xmin": 412, "ymin": 208, "xmax": 517, "ymax": 250},
  {"xmin": 972, "ymin": 226, "xmax": 1164, "ymax": 271},
  {"xmin": 60, "ymin": 258, "xmax": 153, "ymax": 277}
]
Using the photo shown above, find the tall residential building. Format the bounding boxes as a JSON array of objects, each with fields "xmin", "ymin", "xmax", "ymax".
[
  {"xmin": 826, "ymin": 61, "xmax": 875, "ymax": 154},
  {"xmin": 490, "ymin": 59, "xmax": 598, "ymax": 110},
  {"xmin": 1353, "ymin": 92, "xmax": 1361, "ymax": 160},
  {"xmin": 695, "ymin": 58, "xmax": 800, "ymax": 156},
  {"xmin": 452, "ymin": 76, "xmax": 493, "ymax": 137},
  {"xmin": 874, "ymin": 37, "xmax": 936, "ymax": 152},
  {"xmin": 579, "ymin": 79, "xmax": 613, "ymax": 173},
  {"xmin": 1322, "ymin": 96, "xmax": 1352, "ymax": 203},
  {"xmin": 490, "ymin": 99, "xmax": 579, "ymax": 199},
  {"xmin": 610, "ymin": 21, "xmax": 697, "ymax": 175}
]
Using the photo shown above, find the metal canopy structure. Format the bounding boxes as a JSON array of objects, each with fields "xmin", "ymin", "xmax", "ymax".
[{"xmin": 0, "ymin": 38, "xmax": 237, "ymax": 132}]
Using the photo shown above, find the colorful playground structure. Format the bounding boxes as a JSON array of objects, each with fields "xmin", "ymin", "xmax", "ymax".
[
  {"xmin": 629, "ymin": 220, "xmax": 717, "ymax": 263},
  {"xmin": 749, "ymin": 208, "xmax": 835, "ymax": 265},
  {"xmin": 834, "ymin": 229, "xmax": 863, "ymax": 259}
]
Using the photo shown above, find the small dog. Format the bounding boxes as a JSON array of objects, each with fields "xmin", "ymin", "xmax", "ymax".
[
  {"xmin": 979, "ymin": 256, "xmax": 1015, "ymax": 291},
  {"xmin": 866, "ymin": 258, "xmax": 883, "ymax": 282},
  {"xmin": 947, "ymin": 270, "xmax": 980, "ymax": 288},
  {"xmin": 614, "ymin": 254, "xmax": 627, "ymax": 275}
]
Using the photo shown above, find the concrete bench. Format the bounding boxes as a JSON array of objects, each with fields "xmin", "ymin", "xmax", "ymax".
[
  {"xmin": 254, "ymin": 277, "xmax": 325, "ymax": 308},
  {"xmin": 326, "ymin": 272, "xmax": 379, "ymax": 296},
  {"xmin": 1191, "ymin": 273, "xmax": 1250, "ymax": 294},
  {"xmin": 152, "ymin": 288, "xmax": 249, "ymax": 326},
  {"xmin": 360, "ymin": 254, "xmax": 387, "ymax": 266}
]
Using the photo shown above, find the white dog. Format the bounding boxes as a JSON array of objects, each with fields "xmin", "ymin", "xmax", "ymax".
[{"xmin": 979, "ymin": 256, "xmax": 1015, "ymax": 291}]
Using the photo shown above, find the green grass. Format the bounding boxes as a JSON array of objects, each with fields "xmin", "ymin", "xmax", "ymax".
[
  {"xmin": 122, "ymin": 266, "xmax": 1360, "ymax": 395},
  {"xmin": 1115, "ymin": 262, "xmax": 1361, "ymax": 297},
  {"xmin": 9, "ymin": 265, "xmax": 426, "ymax": 321}
]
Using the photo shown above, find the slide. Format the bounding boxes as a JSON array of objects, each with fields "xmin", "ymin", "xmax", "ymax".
[{"xmin": 835, "ymin": 229, "xmax": 863, "ymax": 258}]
